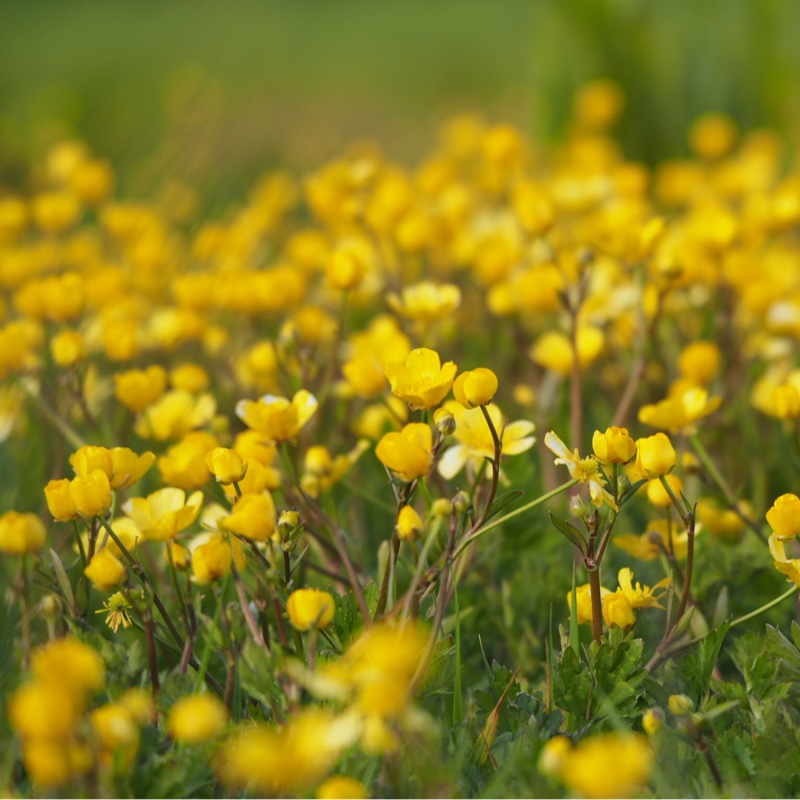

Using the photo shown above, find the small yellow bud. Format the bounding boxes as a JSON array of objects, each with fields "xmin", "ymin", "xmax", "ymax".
[
  {"xmin": 668, "ymin": 694, "xmax": 694, "ymax": 716},
  {"xmin": 452, "ymin": 368, "xmax": 498, "ymax": 408},
  {"xmin": 396, "ymin": 505, "xmax": 423, "ymax": 542},
  {"xmin": 433, "ymin": 406, "xmax": 456, "ymax": 436},
  {"xmin": 766, "ymin": 493, "xmax": 800, "ymax": 541},
  {"xmin": 642, "ymin": 708, "xmax": 664, "ymax": 735},
  {"xmin": 431, "ymin": 498, "xmax": 452, "ymax": 517}
]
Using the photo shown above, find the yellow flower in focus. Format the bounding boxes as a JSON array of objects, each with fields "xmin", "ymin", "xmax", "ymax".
[
  {"xmin": 236, "ymin": 389, "xmax": 318, "ymax": 443},
  {"xmin": 205, "ymin": 447, "xmax": 247, "ymax": 485},
  {"xmin": 437, "ymin": 401, "xmax": 535, "ymax": 480},
  {"xmin": 0, "ymin": 511, "xmax": 47, "ymax": 555},
  {"xmin": 223, "ymin": 493, "xmax": 277, "ymax": 542},
  {"xmin": 603, "ymin": 591, "xmax": 636, "ymax": 628},
  {"xmin": 633, "ymin": 433, "xmax": 676, "ymax": 479},
  {"xmin": 386, "ymin": 281, "xmax": 461, "ymax": 323},
  {"xmin": 592, "ymin": 426, "xmax": 636, "ymax": 464},
  {"xmin": 135, "ymin": 390, "xmax": 217, "ymax": 441},
  {"xmin": 96, "ymin": 591, "xmax": 133, "ymax": 633},
  {"xmin": 109, "ymin": 447, "xmax": 156, "ymax": 490},
  {"xmin": 453, "ymin": 368, "xmax": 498, "ymax": 408},
  {"xmin": 287, "ymin": 588, "xmax": 336, "ymax": 631},
  {"xmin": 544, "ymin": 431, "xmax": 617, "ymax": 510},
  {"xmin": 384, "ymin": 347, "xmax": 457, "ymax": 410},
  {"xmin": 122, "ymin": 488, "xmax": 203, "ymax": 541},
  {"xmin": 70, "ymin": 470, "xmax": 112, "ymax": 518},
  {"xmin": 567, "ymin": 583, "xmax": 610, "ymax": 624},
  {"xmin": 69, "ymin": 445, "xmax": 113, "ymax": 479},
  {"xmin": 638, "ymin": 388, "xmax": 721, "ymax": 433},
  {"xmin": 84, "ymin": 549, "xmax": 127, "ymax": 591},
  {"xmin": 396, "ymin": 505, "xmax": 423, "ymax": 542},
  {"xmin": 114, "ymin": 365, "xmax": 167, "ymax": 413},
  {"xmin": 167, "ymin": 694, "xmax": 229, "ymax": 744},
  {"xmin": 45, "ymin": 478, "xmax": 77, "ymax": 522},
  {"xmin": 375, "ymin": 422, "xmax": 433, "ymax": 482},
  {"xmin": 529, "ymin": 327, "xmax": 604, "ymax": 377},
  {"xmin": 602, "ymin": 567, "xmax": 670, "ymax": 628},
  {"xmin": 769, "ymin": 534, "xmax": 800, "ymax": 585},
  {"xmin": 646, "ymin": 474, "xmax": 684, "ymax": 508},
  {"xmin": 766, "ymin": 494, "xmax": 800, "ymax": 541},
  {"xmin": 51, "ymin": 329, "xmax": 86, "ymax": 367},
  {"xmin": 317, "ymin": 775, "xmax": 370, "ymax": 799}
]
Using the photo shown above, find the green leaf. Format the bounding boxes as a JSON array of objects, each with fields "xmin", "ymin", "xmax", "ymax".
[
  {"xmin": 548, "ymin": 512, "xmax": 587, "ymax": 556},
  {"xmin": 483, "ymin": 490, "xmax": 525, "ymax": 522},
  {"xmin": 677, "ymin": 621, "xmax": 731, "ymax": 696}
]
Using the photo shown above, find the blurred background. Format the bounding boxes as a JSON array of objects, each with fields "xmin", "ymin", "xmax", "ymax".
[{"xmin": 1, "ymin": 0, "xmax": 799, "ymax": 202}]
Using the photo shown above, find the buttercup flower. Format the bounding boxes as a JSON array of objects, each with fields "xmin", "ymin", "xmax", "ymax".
[
  {"xmin": 223, "ymin": 492, "xmax": 277, "ymax": 542},
  {"xmin": 592, "ymin": 426, "xmax": 636, "ymax": 464},
  {"xmin": 287, "ymin": 588, "xmax": 336, "ymax": 631},
  {"xmin": 452, "ymin": 367, "xmax": 498, "ymax": 408},
  {"xmin": 236, "ymin": 389, "xmax": 318, "ymax": 443},
  {"xmin": 638, "ymin": 387, "xmax": 722, "ymax": 433},
  {"xmin": 602, "ymin": 567, "xmax": 670, "ymax": 628},
  {"xmin": 0, "ymin": 511, "xmax": 47, "ymax": 555},
  {"xmin": 122, "ymin": 488, "xmax": 203, "ymax": 541},
  {"xmin": 567, "ymin": 583, "xmax": 610, "ymax": 624},
  {"xmin": 396, "ymin": 505, "xmax": 423, "ymax": 542},
  {"xmin": 375, "ymin": 423, "xmax": 433, "ymax": 482},
  {"xmin": 70, "ymin": 470, "xmax": 113, "ymax": 518},
  {"xmin": 167, "ymin": 694, "xmax": 229, "ymax": 744},
  {"xmin": 205, "ymin": 447, "xmax": 248, "ymax": 485},
  {"xmin": 384, "ymin": 348, "xmax": 457, "ymax": 410},
  {"xmin": 633, "ymin": 433, "xmax": 676, "ymax": 479},
  {"xmin": 386, "ymin": 281, "xmax": 462, "ymax": 323},
  {"xmin": 84, "ymin": 549, "xmax": 127, "ymax": 590},
  {"xmin": 544, "ymin": 431, "xmax": 617, "ymax": 510},
  {"xmin": 766, "ymin": 493, "xmax": 800, "ymax": 541}
]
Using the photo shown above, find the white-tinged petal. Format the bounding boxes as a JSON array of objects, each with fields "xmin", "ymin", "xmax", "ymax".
[{"xmin": 437, "ymin": 444, "xmax": 468, "ymax": 480}]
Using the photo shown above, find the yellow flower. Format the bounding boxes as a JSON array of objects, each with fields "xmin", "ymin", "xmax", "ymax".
[
  {"xmin": 69, "ymin": 445, "xmax": 113, "ymax": 479},
  {"xmin": 191, "ymin": 534, "xmax": 232, "ymax": 584},
  {"xmin": 287, "ymin": 588, "xmax": 336, "ymax": 631},
  {"xmin": 122, "ymin": 488, "xmax": 203, "ymax": 541},
  {"xmin": 696, "ymin": 498, "xmax": 750, "ymax": 542},
  {"xmin": 167, "ymin": 694, "xmax": 229, "ymax": 744},
  {"xmin": 375, "ymin": 423, "xmax": 433, "ymax": 482},
  {"xmin": 766, "ymin": 493, "xmax": 800, "ymax": 541},
  {"xmin": 109, "ymin": 447, "xmax": 156, "ymax": 490},
  {"xmin": 769, "ymin": 534, "xmax": 800, "ymax": 585},
  {"xmin": 170, "ymin": 362, "xmax": 210, "ymax": 393},
  {"xmin": 70, "ymin": 470, "xmax": 112, "ymax": 518},
  {"xmin": 51, "ymin": 329, "xmax": 86, "ymax": 367},
  {"xmin": 205, "ymin": 447, "xmax": 248, "ymax": 484},
  {"xmin": 638, "ymin": 388, "xmax": 722, "ymax": 433},
  {"xmin": 452, "ymin": 368, "xmax": 498, "ymax": 408},
  {"xmin": 20, "ymin": 738, "xmax": 91, "ymax": 789},
  {"xmin": 223, "ymin": 493, "xmax": 277, "ymax": 542},
  {"xmin": 529, "ymin": 327, "xmax": 604, "ymax": 377},
  {"xmin": 544, "ymin": 431, "xmax": 617, "ymax": 510},
  {"xmin": 89, "ymin": 703, "xmax": 139, "ymax": 768},
  {"xmin": 8, "ymin": 681, "xmax": 82, "ymax": 741},
  {"xmin": 668, "ymin": 693, "xmax": 694, "ymax": 716},
  {"xmin": 437, "ymin": 401, "xmax": 535, "ymax": 480},
  {"xmin": 158, "ymin": 431, "xmax": 219, "ymax": 490},
  {"xmin": 642, "ymin": 708, "xmax": 665, "ymax": 735},
  {"xmin": 602, "ymin": 567, "xmax": 670, "ymax": 628},
  {"xmin": 591, "ymin": 426, "xmax": 636, "ymax": 464},
  {"xmin": 236, "ymin": 389, "xmax": 318, "ymax": 443},
  {"xmin": 633, "ymin": 432, "xmax": 676, "ymax": 479},
  {"xmin": 384, "ymin": 348, "xmax": 457, "ymax": 410},
  {"xmin": 327, "ymin": 236, "xmax": 372, "ymax": 290},
  {"xmin": 0, "ymin": 511, "xmax": 47, "ymax": 555},
  {"xmin": 678, "ymin": 341, "xmax": 721, "ymax": 385},
  {"xmin": 135, "ymin": 390, "xmax": 217, "ymax": 441},
  {"xmin": 567, "ymin": 583, "xmax": 610, "ymax": 624},
  {"xmin": 96, "ymin": 591, "xmax": 133, "ymax": 632},
  {"xmin": 84, "ymin": 549, "xmax": 127, "ymax": 590},
  {"xmin": 386, "ymin": 281, "xmax": 462, "ymax": 323},
  {"xmin": 317, "ymin": 775, "xmax": 370, "ymax": 799},
  {"xmin": 646, "ymin": 474, "xmax": 683, "ymax": 508},
  {"xmin": 114, "ymin": 365, "xmax": 167, "ymax": 412},
  {"xmin": 396, "ymin": 505, "xmax": 423, "ymax": 542},
  {"xmin": 31, "ymin": 636, "xmax": 105, "ymax": 695}
]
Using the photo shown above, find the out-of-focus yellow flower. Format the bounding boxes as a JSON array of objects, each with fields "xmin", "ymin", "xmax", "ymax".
[
  {"xmin": 317, "ymin": 775, "xmax": 370, "ymax": 799},
  {"xmin": 543, "ymin": 732, "xmax": 653, "ymax": 799},
  {"xmin": 768, "ymin": 384, "xmax": 800, "ymax": 419},
  {"xmin": 205, "ymin": 447, "xmax": 248, "ymax": 485},
  {"xmin": 31, "ymin": 637, "xmax": 105, "ymax": 695},
  {"xmin": 96, "ymin": 591, "xmax": 133, "ymax": 633},
  {"xmin": 766, "ymin": 494, "xmax": 800, "ymax": 541},
  {"xmin": 223, "ymin": 493, "xmax": 277, "ymax": 542},
  {"xmin": 90, "ymin": 702, "xmax": 139, "ymax": 769},
  {"xmin": 158, "ymin": 431, "xmax": 219, "ymax": 490},
  {"xmin": 45, "ymin": 478, "xmax": 77, "ymax": 522},
  {"xmin": 677, "ymin": 341, "xmax": 721, "ymax": 385},
  {"xmin": 529, "ymin": 327, "xmax": 604, "ymax": 377},
  {"xmin": 122, "ymin": 488, "xmax": 203, "ymax": 541},
  {"xmin": 544, "ymin": 431, "xmax": 617, "ymax": 510},
  {"xmin": 109, "ymin": 447, "xmax": 156, "ymax": 490},
  {"xmin": 31, "ymin": 191, "xmax": 81, "ymax": 233},
  {"xmin": 375, "ymin": 422, "xmax": 433, "ymax": 482},
  {"xmin": 574, "ymin": 79, "xmax": 625, "ymax": 131},
  {"xmin": 638, "ymin": 388, "xmax": 721, "ymax": 433},
  {"xmin": 396, "ymin": 505, "xmax": 423, "ymax": 542},
  {"xmin": 386, "ymin": 281, "xmax": 461, "ymax": 323},
  {"xmin": 51, "ymin": 329, "xmax": 86, "ymax": 367},
  {"xmin": 301, "ymin": 440, "xmax": 370, "ymax": 498},
  {"xmin": 646, "ymin": 474, "xmax": 684, "ymax": 508},
  {"xmin": 327, "ymin": 236, "xmax": 373, "ymax": 290},
  {"xmin": 567, "ymin": 583, "xmax": 610, "ymax": 624},
  {"xmin": 689, "ymin": 113, "xmax": 737, "ymax": 159},
  {"xmin": 191, "ymin": 534, "xmax": 232, "ymax": 584},
  {"xmin": 84, "ymin": 549, "xmax": 127, "ymax": 590},
  {"xmin": 695, "ymin": 498, "xmax": 750, "ymax": 542},
  {"xmin": 19, "ymin": 738, "xmax": 91, "ymax": 789},
  {"xmin": 512, "ymin": 179, "xmax": 554, "ymax": 234},
  {"xmin": 438, "ymin": 401, "xmax": 535, "ymax": 480},
  {"xmin": 236, "ymin": 389, "xmax": 318, "ymax": 443},
  {"xmin": 384, "ymin": 347, "xmax": 457, "ymax": 410},
  {"xmin": 170, "ymin": 362, "xmax": 209, "ymax": 393},
  {"xmin": 69, "ymin": 445, "xmax": 113, "ymax": 479},
  {"xmin": 70, "ymin": 470, "xmax": 113, "ymax": 518},
  {"xmin": 166, "ymin": 540, "xmax": 191, "ymax": 570},
  {"xmin": 769, "ymin": 534, "xmax": 800, "ymax": 585},
  {"xmin": 633, "ymin": 433, "xmax": 676, "ymax": 479},
  {"xmin": 453, "ymin": 368, "xmax": 498, "ymax": 408},
  {"xmin": 592, "ymin": 426, "xmax": 636, "ymax": 464},
  {"xmin": 114, "ymin": 365, "xmax": 168, "ymax": 412},
  {"xmin": 0, "ymin": 511, "xmax": 47, "ymax": 555},
  {"xmin": 135, "ymin": 390, "xmax": 217, "ymax": 441},
  {"xmin": 642, "ymin": 708, "xmax": 664, "ymax": 735},
  {"xmin": 8, "ymin": 681, "xmax": 82, "ymax": 741},
  {"xmin": 167, "ymin": 694, "xmax": 229, "ymax": 744},
  {"xmin": 602, "ymin": 568, "xmax": 670, "ymax": 628},
  {"xmin": 287, "ymin": 588, "xmax": 336, "ymax": 631}
]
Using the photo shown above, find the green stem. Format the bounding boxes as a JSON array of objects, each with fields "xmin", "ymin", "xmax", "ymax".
[
  {"xmin": 452, "ymin": 478, "xmax": 578, "ymax": 560},
  {"xmin": 729, "ymin": 583, "xmax": 800, "ymax": 629}
]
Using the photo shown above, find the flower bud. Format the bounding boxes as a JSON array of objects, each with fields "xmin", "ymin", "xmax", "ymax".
[
  {"xmin": 592, "ymin": 426, "xmax": 636, "ymax": 464},
  {"xmin": 634, "ymin": 433, "xmax": 676, "ymax": 479},
  {"xmin": 431, "ymin": 498, "xmax": 451, "ymax": 517},
  {"xmin": 642, "ymin": 708, "xmax": 664, "ymax": 735},
  {"xmin": 433, "ymin": 406, "xmax": 456, "ymax": 436},
  {"xmin": 44, "ymin": 479, "xmax": 77, "ymax": 522},
  {"xmin": 70, "ymin": 470, "xmax": 112, "ymax": 518},
  {"xmin": 452, "ymin": 490, "xmax": 471, "ymax": 514},
  {"xmin": 278, "ymin": 509, "xmax": 300, "ymax": 534},
  {"xmin": 39, "ymin": 593, "xmax": 62, "ymax": 620},
  {"xmin": 396, "ymin": 505, "xmax": 423, "ymax": 542},
  {"xmin": 569, "ymin": 495, "xmax": 591, "ymax": 520},
  {"xmin": 668, "ymin": 694, "xmax": 693, "ymax": 716},
  {"xmin": 766, "ymin": 493, "xmax": 800, "ymax": 541},
  {"xmin": 452, "ymin": 368, "xmax": 498, "ymax": 408},
  {"xmin": 205, "ymin": 447, "xmax": 248, "ymax": 485},
  {"xmin": 287, "ymin": 588, "xmax": 335, "ymax": 631}
]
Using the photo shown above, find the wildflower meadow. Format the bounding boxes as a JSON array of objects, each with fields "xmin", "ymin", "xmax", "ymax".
[{"xmin": 3, "ymin": 5, "xmax": 800, "ymax": 798}]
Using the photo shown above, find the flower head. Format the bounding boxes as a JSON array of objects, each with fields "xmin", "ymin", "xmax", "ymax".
[
  {"xmin": 96, "ymin": 592, "xmax": 133, "ymax": 633},
  {"xmin": 287, "ymin": 588, "xmax": 336, "ymax": 631},
  {"xmin": 638, "ymin": 387, "xmax": 721, "ymax": 434},
  {"xmin": 386, "ymin": 281, "xmax": 461, "ymax": 323},
  {"xmin": 122, "ymin": 488, "xmax": 203, "ymax": 541},
  {"xmin": 375, "ymin": 423, "xmax": 433, "ymax": 482},
  {"xmin": 602, "ymin": 567, "xmax": 670, "ymax": 628},
  {"xmin": 453, "ymin": 368, "xmax": 498, "ymax": 408},
  {"xmin": 384, "ymin": 348, "xmax": 457, "ymax": 410},
  {"xmin": 236, "ymin": 389, "xmax": 318, "ymax": 443},
  {"xmin": 544, "ymin": 431, "xmax": 617, "ymax": 510},
  {"xmin": 766, "ymin": 493, "xmax": 800, "ymax": 542}
]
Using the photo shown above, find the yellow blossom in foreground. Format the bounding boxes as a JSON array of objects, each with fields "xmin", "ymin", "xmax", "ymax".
[
  {"xmin": 20, "ymin": 738, "xmax": 91, "ymax": 789},
  {"xmin": 205, "ymin": 447, "xmax": 248, "ymax": 485},
  {"xmin": 287, "ymin": 588, "xmax": 336, "ymax": 631},
  {"xmin": 544, "ymin": 431, "xmax": 617, "ymax": 510},
  {"xmin": 384, "ymin": 347, "xmax": 457, "ymax": 410},
  {"xmin": 0, "ymin": 511, "xmax": 47, "ymax": 555},
  {"xmin": 70, "ymin": 470, "xmax": 112, "ymax": 518},
  {"xmin": 109, "ymin": 447, "xmax": 156, "ymax": 490},
  {"xmin": 69, "ymin": 445, "xmax": 113, "ymax": 478},
  {"xmin": 191, "ymin": 534, "xmax": 233, "ymax": 584},
  {"xmin": 375, "ymin": 422, "xmax": 433, "ymax": 482},
  {"xmin": 592, "ymin": 426, "xmax": 636, "ymax": 464},
  {"xmin": 453, "ymin": 367, "xmax": 498, "ymax": 408},
  {"xmin": 438, "ymin": 401, "xmax": 535, "ymax": 480},
  {"xmin": 766, "ymin": 493, "xmax": 800, "ymax": 541},
  {"xmin": 567, "ymin": 583, "xmax": 610, "ymax": 624},
  {"xmin": 386, "ymin": 281, "xmax": 462, "ymax": 323},
  {"xmin": 317, "ymin": 776, "xmax": 370, "ymax": 799},
  {"xmin": 158, "ymin": 431, "xmax": 219, "ymax": 490},
  {"xmin": 223, "ymin": 492, "xmax": 277, "ymax": 542},
  {"xmin": 168, "ymin": 694, "xmax": 229, "ymax": 744},
  {"xmin": 84, "ymin": 549, "xmax": 127, "ymax": 591},
  {"xmin": 236, "ymin": 389, "xmax": 318, "ymax": 443},
  {"xmin": 122, "ymin": 488, "xmax": 203, "ymax": 541},
  {"xmin": 51, "ymin": 329, "xmax": 86, "ymax": 366},
  {"xmin": 633, "ymin": 432, "xmax": 676, "ymax": 479},
  {"xmin": 638, "ymin": 387, "xmax": 722, "ymax": 433},
  {"xmin": 90, "ymin": 702, "xmax": 140, "ymax": 768},
  {"xmin": 602, "ymin": 568, "xmax": 670, "ymax": 628},
  {"xmin": 8, "ymin": 681, "xmax": 82, "ymax": 741}
]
